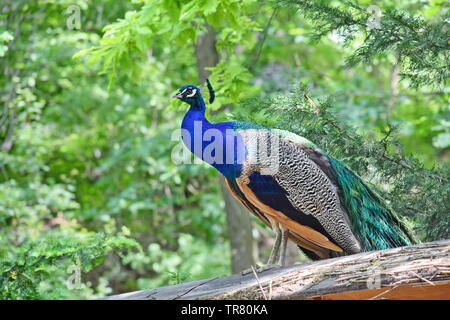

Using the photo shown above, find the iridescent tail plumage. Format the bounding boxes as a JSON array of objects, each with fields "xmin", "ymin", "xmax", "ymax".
[{"xmin": 326, "ymin": 155, "xmax": 415, "ymax": 251}]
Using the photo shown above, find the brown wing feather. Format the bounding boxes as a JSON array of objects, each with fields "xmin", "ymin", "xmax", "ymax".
[
  {"xmin": 224, "ymin": 178, "xmax": 332, "ymax": 258},
  {"xmin": 236, "ymin": 179, "xmax": 343, "ymax": 252}
]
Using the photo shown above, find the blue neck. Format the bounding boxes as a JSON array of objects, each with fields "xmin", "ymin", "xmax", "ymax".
[{"xmin": 181, "ymin": 97, "xmax": 244, "ymax": 178}]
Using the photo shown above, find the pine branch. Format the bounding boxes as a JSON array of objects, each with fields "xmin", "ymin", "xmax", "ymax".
[{"xmin": 277, "ymin": 0, "xmax": 450, "ymax": 88}]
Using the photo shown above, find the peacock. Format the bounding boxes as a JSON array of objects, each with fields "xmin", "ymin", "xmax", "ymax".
[{"xmin": 173, "ymin": 80, "xmax": 415, "ymax": 266}]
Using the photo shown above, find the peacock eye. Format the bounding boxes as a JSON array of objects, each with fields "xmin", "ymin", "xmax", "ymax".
[{"xmin": 185, "ymin": 87, "xmax": 197, "ymax": 97}]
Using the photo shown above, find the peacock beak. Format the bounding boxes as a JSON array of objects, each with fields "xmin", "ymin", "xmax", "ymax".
[{"xmin": 172, "ymin": 92, "xmax": 183, "ymax": 99}]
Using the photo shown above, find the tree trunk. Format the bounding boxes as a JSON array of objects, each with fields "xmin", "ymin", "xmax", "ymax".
[
  {"xmin": 194, "ymin": 22, "xmax": 256, "ymax": 273},
  {"xmin": 194, "ymin": 23, "xmax": 219, "ymax": 82},
  {"xmin": 102, "ymin": 239, "xmax": 450, "ymax": 300}
]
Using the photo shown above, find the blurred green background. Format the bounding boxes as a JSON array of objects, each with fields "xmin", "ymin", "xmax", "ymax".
[{"xmin": 0, "ymin": 0, "xmax": 448, "ymax": 299}]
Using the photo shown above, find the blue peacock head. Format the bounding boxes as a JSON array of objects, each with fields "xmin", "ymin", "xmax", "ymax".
[
  {"xmin": 172, "ymin": 79, "xmax": 215, "ymax": 107},
  {"xmin": 172, "ymin": 84, "xmax": 201, "ymax": 105}
]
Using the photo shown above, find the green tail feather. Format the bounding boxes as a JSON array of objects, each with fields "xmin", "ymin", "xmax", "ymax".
[{"xmin": 326, "ymin": 155, "xmax": 415, "ymax": 251}]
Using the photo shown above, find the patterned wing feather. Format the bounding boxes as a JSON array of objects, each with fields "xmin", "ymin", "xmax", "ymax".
[
  {"xmin": 224, "ymin": 176, "xmax": 338, "ymax": 259},
  {"xmin": 235, "ymin": 127, "xmax": 362, "ymax": 255}
]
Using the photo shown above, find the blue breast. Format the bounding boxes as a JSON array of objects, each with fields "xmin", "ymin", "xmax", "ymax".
[{"xmin": 181, "ymin": 108, "xmax": 246, "ymax": 179}]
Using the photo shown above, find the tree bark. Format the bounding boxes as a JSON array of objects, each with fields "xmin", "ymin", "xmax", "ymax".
[
  {"xmin": 194, "ymin": 22, "xmax": 256, "ymax": 273},
  {"xmin": 102, "ymin": 240, "xmax": 450, "ymax": 300},
  {"xmin": 194, "ymin": 23, "xmax": 219, "ymax": 82}
]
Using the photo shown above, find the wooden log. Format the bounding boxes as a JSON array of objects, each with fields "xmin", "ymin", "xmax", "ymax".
[{"xmin": 102, "ymin": 239, "xmax": 450, "ymax": 300}]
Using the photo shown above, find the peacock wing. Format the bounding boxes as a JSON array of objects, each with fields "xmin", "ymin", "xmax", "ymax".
[{"xmin": 234, "ymin": 127, "xmax": 362, "ymax": 255}]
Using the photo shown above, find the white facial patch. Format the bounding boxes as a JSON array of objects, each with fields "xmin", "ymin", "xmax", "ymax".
[{"xmin": 186, "ymin": 88, "xmax": 197, "ymax": 98}]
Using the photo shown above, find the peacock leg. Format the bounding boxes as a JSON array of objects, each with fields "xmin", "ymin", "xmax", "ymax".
[
  {"xmin": 266, "ymin": 227, "xmax": 282, "ymax": 265},
  {"xmin": 278, "ymin": 226, "xmax": 289, "ymax": 266},
  {"xmin": 241, "ymin": 223, "xmax": 282, "ymax": 275}
]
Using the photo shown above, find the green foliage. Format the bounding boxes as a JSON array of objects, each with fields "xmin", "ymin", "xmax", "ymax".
[
  {"xmin": 0, "ymin": 233, "xmax": 140, "ymax": 299},
  {"xmin": 1, "ymin": 0, "xmax": 230, "ymax": 299},
  {"xmin": 207, "ymin": 56, "xmax": 259, "ymax": 106},
  {"xmin": 0, "ymin": 31, "xmax": 13, "ymax": 57},
  {"xmin": 76, "ymin": 0, "xmax": 261, "ymax": 97},
  {"xmin": 279, "ymin": 0, "xmax": 450, "ymax": 88},
  {"xmin": 130, "ymin": 233, "xmax": 230, "ymax": 289}
]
